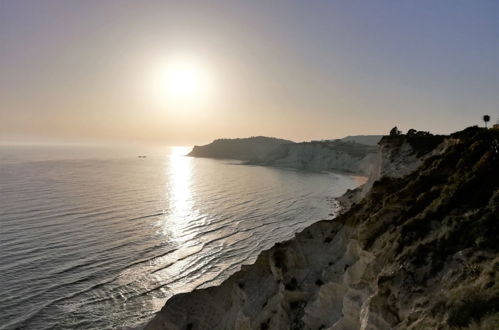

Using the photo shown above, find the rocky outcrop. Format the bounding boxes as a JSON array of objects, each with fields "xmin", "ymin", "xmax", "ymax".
[
  {"xmin": 336, "ymin": 133, "xmax": 446, "ymax": 212},
  {"xmin": 187, "ymin": 137, "xmax": 294, "ymax": 161},
  {"xmin": 146, "ymin": 221, "xmax": 371, "ymax": 330},
  {"xmin": 188, "ymin": 137, "xmax": 379, "ymax": 175},
  {"xmin": 147, "ymin": 127, "xmax": 499, "ymax": 330},
  {"xmin": 342, "ymin": 127, "xmax": 499, "ymax": 329},
  {"xmin": 252, "ymin": 141, "xmax": 378, "ymax": 175},
  {"xmin": 344, "ymin": 133, "xmax": 447, "ymax": 206}
]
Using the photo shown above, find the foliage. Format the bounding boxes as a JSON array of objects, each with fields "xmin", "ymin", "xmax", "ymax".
[
  {"xmin": 483, "ymin": 115, "xmax": 490, "ymax": 128},
  {"xmin": 390, "ymin": 126, "xmax": 401, "ymax": 136},
  {"xmin": 339, "ymin": 127, "xmax": 499, "ymax": 328}
]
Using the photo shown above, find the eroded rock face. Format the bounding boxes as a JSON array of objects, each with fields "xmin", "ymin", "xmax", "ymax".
[
  {"xmin": 188, "ymin": 137, "xmax": 379, "ymax": 175},
  {"xmin": 146, "ymin": 127, "xmax": 499, "ymax": 330},
  {"xmin": 146, "ymin": 222, "xmax": 376, "ymax": 330},
  {"xmin": 353, "ymin": 133, "xmax": 447, "ymax": 203},
  {"xmin": 342, "ymin": 127, "xmax": 499, "ymax": 329},
  {"xmin": 256, "ymin": 141, "xmax": 378, "ymax": 175}
]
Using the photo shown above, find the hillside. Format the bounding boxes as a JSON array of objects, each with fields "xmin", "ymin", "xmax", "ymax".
[
  {"xmin": 146, "ymin": 127, "xmax": 499, "ymax": 330},
  {"xmin": 339, "ymin": 135, "xmax": 384, "ymax": 146},
  {"xmin": 187, "ymin": 136, "xmax": 294, "ymax": 161},
  {"xmin": 188, "ymin": 137, "xmax": 378, "ymax": 175},
  {"xmin": 253, "ymin": 140, "xmax": 378, "ymax": 175}
]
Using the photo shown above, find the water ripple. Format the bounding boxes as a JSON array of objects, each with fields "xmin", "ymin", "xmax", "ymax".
[{"xmin": 0, "ymin": 147, "xmax": 360, "ymax": 329}]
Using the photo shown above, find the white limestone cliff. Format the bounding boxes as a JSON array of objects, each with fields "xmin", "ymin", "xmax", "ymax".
[{"xmin": 145, "ymin": 128, "xmax": 499, "ymax": 330}]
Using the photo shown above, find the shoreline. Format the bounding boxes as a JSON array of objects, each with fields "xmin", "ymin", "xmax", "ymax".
[{"xmin": 139, "ymin": 179, "xmax": 364, "ymax": 329}]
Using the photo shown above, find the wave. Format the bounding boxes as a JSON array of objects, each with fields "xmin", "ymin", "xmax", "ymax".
[{"xmin": 0, "ymin": 153, "xmax": 358, "ymax": 329}]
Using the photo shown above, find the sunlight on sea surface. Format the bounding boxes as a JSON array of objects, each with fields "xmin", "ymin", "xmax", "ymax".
[
  {"xmin": 0, "ymin": 145, "xmax": 361, "ymax": 329},
  {"xmin": 163, "ymin": 147, "xmax": 194, "ymax": 243}
]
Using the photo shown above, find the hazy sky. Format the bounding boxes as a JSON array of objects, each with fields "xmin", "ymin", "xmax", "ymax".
[{"xmin": 0, "ymin": 0, "xmax": 497, "ymax": 145}]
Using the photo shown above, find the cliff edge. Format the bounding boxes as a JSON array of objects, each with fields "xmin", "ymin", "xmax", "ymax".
[
  {"xmin": 188, "ymin": 136, "xmax": 379, "ymax": 175},
  {"xmin": 147, "ymin": 127, "xmax": 499, "ymax": 330},
  {"xmin": 253, "ymin": 141, "xmax": 378, "ymax": 175}
]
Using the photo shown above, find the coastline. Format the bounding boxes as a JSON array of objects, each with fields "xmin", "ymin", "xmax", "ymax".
[
  {"xmin": 142, "ymin": 128, "xmax": 499, "ymax": 329},
  {"xmin": 139, "ymin": 173, "xmax": 366, "ymax": 329},
  {"xmin": 130, "ymin": 171, "xmax": 365, "ymax": 330}
]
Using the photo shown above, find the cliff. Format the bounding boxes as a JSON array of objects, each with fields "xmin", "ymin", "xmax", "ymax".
[
  {"xmin": 340, "ymin": 132, "xmax": 447, "ymax": 207},
  {"xmin": 147, "ymin": 127, "xmax": 499, "ymax": 330},
  {"xmin": 187, "ymin": 136, "xmax": 294, "ymax": 161},
  {"xmin": 339, "ymin": 135, "xmax": 383, "ymax": 146},
  {"xmin": 252, "ymin": 141, "xmax": 378, "ymax": 175},
  {"xmin": 188, "ymin": 137, "xmax": 379, "ymax": 175}
]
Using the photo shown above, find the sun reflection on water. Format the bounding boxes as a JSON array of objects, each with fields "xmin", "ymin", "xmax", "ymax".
[{"xmin": 162, "ymin": 147, "xmax": 195, "ymax": 243}]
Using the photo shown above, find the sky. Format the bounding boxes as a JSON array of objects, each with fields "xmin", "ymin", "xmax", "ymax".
[{"xmin": 0, "ymin": 0, "xmax": 497, "ymax": 145}]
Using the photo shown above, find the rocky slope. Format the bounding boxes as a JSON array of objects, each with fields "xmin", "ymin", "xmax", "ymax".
[
  {"xmin": 251, "ymin": 141, "xmax": 378, "ymax": 175},
  {"xmin": 188, "ymin": 137, "xmax": 379, "ymax": 175},
  {"xmin": 147, "ymin": 127, "xmax": 498, "ymax": 330},
  {"xmin": 187, "ymin": 137, "xmax": 294, "ymax": 161},
  {"xmin": 340, "ymin": 132, "xmax": 447, "ymax": 207}
]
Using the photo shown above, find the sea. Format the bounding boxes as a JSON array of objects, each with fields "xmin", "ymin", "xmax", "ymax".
[{"xmin": 0, "ymin": 145, "xmax": 361, "ymax": 329}]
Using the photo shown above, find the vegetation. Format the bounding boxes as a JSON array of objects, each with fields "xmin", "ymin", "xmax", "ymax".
[
  {"xmin": 389, "ymin": 126, "xmax": 402, "ymax": 136},
  {"xmin": 483, "ymin": 115, "xmax": 490, "ymax": 128},
  {"xmin": 147, "ymin": 126, "xmax": 498, "ymax": 330},
  {"xmin": 381, "ymin": 129, "xmax": 445, "ymax": 157},
  {"xmin": 188, "ymin": 136, "xmax": 293, "ymax": 160},
  {"xmin": 342, "ymin": 126, "xmax": 499, "ymax": 328}
]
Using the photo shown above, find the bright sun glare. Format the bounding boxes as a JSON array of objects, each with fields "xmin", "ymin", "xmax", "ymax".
[{"xmin": 150, "ymin": 56, "xmax": 213, "ymax": 109}]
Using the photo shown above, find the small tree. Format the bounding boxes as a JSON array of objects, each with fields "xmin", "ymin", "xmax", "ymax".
[
  {"xmin": 407, "ymin": 129, "xmax": 417, "ymax": 136},
  {"xmin": 390, "ymin": 126, "xmax": 401, "ymax": 136},
  {"xmin": 483, "ymin": 115, "xmax": 490, "ymax": 128}
]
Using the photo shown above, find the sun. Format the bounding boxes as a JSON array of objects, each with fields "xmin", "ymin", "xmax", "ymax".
[
  {"xmin": 166, "ymin": 63, "xmax": 203, "ymax": 98},
  {"xmin": 150, "ymin": 56, "xmax": 213, "ymax": 109}
]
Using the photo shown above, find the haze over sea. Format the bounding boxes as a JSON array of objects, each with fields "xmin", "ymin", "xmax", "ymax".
[{"xmin": 0, "ymin": 145, "xmax": 360, "ymax": 329}]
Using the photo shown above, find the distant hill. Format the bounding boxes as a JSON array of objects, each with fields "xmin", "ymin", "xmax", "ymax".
[
  {"xmin": 188, "ymin": 136, "xmax": 379, "ymax": 174},
  {"xmin": 187, "ymin": 136, "xmax": 294, "ymax": 161},
  {"xmin": 338, "ymin": 135, "xmax": 383, "ymax": 146}
]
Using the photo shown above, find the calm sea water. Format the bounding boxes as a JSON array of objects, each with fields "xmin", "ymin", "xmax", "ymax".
[{"xmin": 0, "ymin": 145, "xmax": 360, "ymax": 330}]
